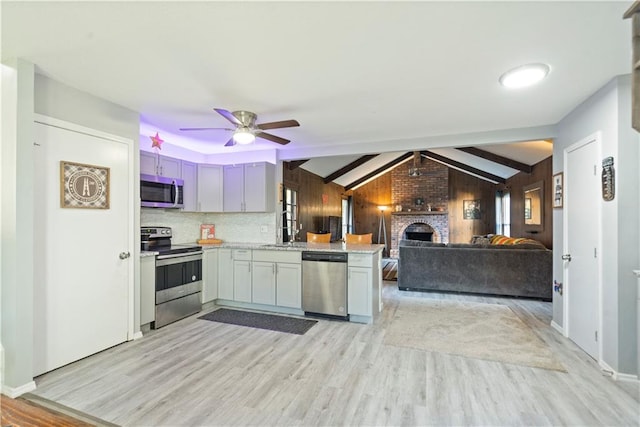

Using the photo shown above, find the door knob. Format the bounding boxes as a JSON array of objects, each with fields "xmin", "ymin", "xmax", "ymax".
[
  {"xmin": 119, "ymin": 251, "xmax": 131, "ymax": 260},
  {"xmin": 562, "ymin": 254, "xmax": 572, "ymax": 261}
]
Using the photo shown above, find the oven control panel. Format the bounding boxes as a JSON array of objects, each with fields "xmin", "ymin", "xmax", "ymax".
[{"xmin": 141, "ymin": 226, "xmax": 172, "ymax": 239}]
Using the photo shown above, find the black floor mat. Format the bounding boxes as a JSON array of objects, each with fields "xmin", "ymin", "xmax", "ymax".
[{"xmin": 198, "ymin": 308, "xmax": 317, "ymax": 335}]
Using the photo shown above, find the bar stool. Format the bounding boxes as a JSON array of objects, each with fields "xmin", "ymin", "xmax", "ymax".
[
  {"xmin": 345, "ymin": 233, "xmax": 373, "ymax": 244},
  {"xmin": 307, "ymin": 232, "xmax": 331, "ymax": 243}
]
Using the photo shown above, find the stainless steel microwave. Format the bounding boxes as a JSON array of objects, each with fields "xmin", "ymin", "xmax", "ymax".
[{"xmin": 140, "ymin": 174, "xmax": 184, "ymax": 208}]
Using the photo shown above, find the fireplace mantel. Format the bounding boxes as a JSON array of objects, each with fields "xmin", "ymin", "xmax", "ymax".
[{"xmin": 391, "ymin": 211, "xmax": 448, "ymax": 216}]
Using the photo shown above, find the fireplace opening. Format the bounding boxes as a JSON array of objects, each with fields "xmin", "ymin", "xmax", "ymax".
[
  {"xmin": 403, "ymin": 222, "xmax": 434, "ymax": 242},
  {"xmin": 405, "ymin": 231, "xmax": 433, "ymax": 241}
]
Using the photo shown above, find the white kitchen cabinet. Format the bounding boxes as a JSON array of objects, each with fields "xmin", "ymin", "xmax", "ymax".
[
  {"xmin": 202, "ymin": 249, "xmax": 218, "ymax": 303},
  {"xmin": 140, "ymin": 256, "xmax": 156, "ymax": 326},
  {"xmin": 197, "ymin": 164, "xmax": 223, "ymax": 212},
  {"xmin": 252, "ymin": 250, "xmax": 301, "ymax": 308},
  {"xmin": 233, "ymin": 249, "xmax": 252, "ymax": 303},
  {"xmin": 140, "ymin": 151, "xmax": 181, "ymax": 177},
  {"xmin": 348, "ymin": 266, "xmax": 372, "ymax": 316},
  {"xmin": 181, "ymin": 160, "xmax": 198, "ymax": 212},
  {"xmin": 252, "ymin": 261, "xmax": 276, "ymax": 305},
  {"xmin": 276, "ymin": 263, "xmax": 302, "ymax": 309},
  {"xmin": 223, "ymin": 162, "xmax": 275, "ymax": 212},
  {"xmin": 218, "ymin": 248, "xmax": 234, "ymax": 300}
]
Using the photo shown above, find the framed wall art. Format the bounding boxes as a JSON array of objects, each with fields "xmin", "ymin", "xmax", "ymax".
[
  {"xmin": 553, "ymin": 172, "xmax": 563, "ymax": 208},
  {"xmin": 463, "ymin": 200, "xmax": 481, "ymax": 220},
  {"xmin": 60, "ymin": 161, "xmax": 110, "ymax": 209}
]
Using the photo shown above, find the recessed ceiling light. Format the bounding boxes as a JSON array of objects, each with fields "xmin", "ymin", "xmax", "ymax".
[{"xmin": 499, "ymin": 63, "xmax": 550, "ymax": 89}]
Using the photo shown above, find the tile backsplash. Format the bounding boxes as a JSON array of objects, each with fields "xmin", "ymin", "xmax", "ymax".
[{"xmin": 141, "ymin": 208, "xmax": 276, "ymax": 244}]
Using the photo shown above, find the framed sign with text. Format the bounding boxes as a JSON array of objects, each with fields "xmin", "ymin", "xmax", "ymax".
[{"xmin": 60, "ymin": 161, "xmax": 110, "ymax": 209}]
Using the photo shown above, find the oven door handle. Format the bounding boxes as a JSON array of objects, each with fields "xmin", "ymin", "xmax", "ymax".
[{"xmin": 156, "ymin": 251, "xmax": 203, "ymax": 264}]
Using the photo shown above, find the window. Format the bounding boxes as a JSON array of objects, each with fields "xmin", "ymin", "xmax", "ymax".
[
  {"xmin": 342, "ymin": 196, "xmax": 353, "ymax": 237},
  {"xmin": 282, "ymin": 187, "xmax": 298, "ymax": 242},
  {"xmin": 495, "ymin": 190, "xmax": 511, "ymax": 236}
]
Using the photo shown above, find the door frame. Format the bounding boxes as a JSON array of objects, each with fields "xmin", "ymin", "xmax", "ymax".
[
  {"xmin": 34, "ymin": 113, "xmax": 136, "ymax": 340},
  {"xmin": 562, "ymin": 131, "xmax": 603, "ymax": 362}
]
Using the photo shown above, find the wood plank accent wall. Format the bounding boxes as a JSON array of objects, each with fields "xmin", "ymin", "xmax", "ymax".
[
  {"xmin": 447, "ymin": 169, "xmax": 498, "ymax": 243},
  {"xmin": 283, "ymin": 162, "xmax": 344, "ymax": 240},
  {"xmin": 350, "ymin": 173, "xmax": 392, "ymax": 244},
  {"xmin": 504, "ymin": 156, "xmax": 553, "ymax": 248}
]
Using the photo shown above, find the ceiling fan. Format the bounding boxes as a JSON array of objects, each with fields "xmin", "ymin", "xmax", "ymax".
[{"xmin": 179, "ymin": 108, "xmax": 300, "ymax": 146}]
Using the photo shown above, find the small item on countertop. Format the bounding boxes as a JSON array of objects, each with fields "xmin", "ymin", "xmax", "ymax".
[
  {"xmin": 200, "ymin": 224, "xmax": 215, "ymax": 240},
  {"xmin": 197, "ymin": 238, "xmax": 223, "ymax": 245}
]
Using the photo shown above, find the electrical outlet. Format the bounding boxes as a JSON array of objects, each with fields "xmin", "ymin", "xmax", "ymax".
[{"xmin": 260, "ymin": 225, "xmax": 268, "ymax": 233}]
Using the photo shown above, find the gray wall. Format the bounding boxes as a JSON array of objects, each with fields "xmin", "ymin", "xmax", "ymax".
[{"xmin": 553, "ymin": 75, "xmax": 639, "ymax": 376}]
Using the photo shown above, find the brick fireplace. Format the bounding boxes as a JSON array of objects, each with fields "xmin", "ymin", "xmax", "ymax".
[
  {"xmin": 390, "ymin": 212, "xmax": 449, "ymax": 258},
  {"xmin": 390, "ymin": 157, "xmax": 449, "ymax": 258}
]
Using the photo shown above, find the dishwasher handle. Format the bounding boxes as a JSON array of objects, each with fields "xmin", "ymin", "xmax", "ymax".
[{"xmin": 302, "ymin": 251, "xmax": 348, "ymax": 262}]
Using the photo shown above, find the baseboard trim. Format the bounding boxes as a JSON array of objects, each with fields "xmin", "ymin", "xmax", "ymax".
[
  {"xmin": 550, "ymin": 320, "xmax": 565, "ymax": 336},
  {"xmin": 599, "ymin": 360, "xmax": 639, "ymax": 383},
  {"xmin": 132, "ymin": 331, "xmax": 143, "ymax": 340},
  {"xmin": 2, "ymin": 380, "xmax": 36, "ymax": 398}
]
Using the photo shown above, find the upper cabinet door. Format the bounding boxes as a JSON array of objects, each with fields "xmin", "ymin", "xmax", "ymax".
[
  {"xmin": 158, "ymin": 155, "xmax": 181, "ymax": 178},
  {"xmin": 140, "ymin": 151, "xmax": 158, "ymax": 175},
  {"xmin": 244, "ymin": 162, "xmax": 275, "ymax": 212},
  {"xmin": 223, "ymin": 165, "xmax": 245, "ymax": 212},
  {"xmin": 181, "ymin": 160, "xmax": 197, "ymax": 211},
  {"xmin": 197, "ymin": 164, "xmax": 223, "ymax": 212}
]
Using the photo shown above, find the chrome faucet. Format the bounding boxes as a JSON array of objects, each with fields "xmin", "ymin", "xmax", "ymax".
[{"xmin": 276, "ymin": 209, "xmax": 288, "ymax": 244}]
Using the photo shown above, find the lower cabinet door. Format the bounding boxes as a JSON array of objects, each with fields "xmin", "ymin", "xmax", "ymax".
[
  {"xmin": 202, "ymin": 249, "xmax": 218, "ymax": 303},
  {"xmin": 276, "ymin": 263, "xmax": 302, "ymax": 308},
  {"xmin": 233, "ymin": 260, "xmax": 252, "ymax": 303},
  {"xmin": 348, "ymin": 267, "xmax": 372, "ymax": 316},
  {"xmin": 252, "ymin": 261, "xmax": 276, "ymax": 305},
  {"xmin": 218, "ymin": 249, "xmax": 234, "ymax": 300}
]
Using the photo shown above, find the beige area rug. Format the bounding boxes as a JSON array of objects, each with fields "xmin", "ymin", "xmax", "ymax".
[{"xmin": 384, "ymin": 298, "xmax": 566, "ymax": 371}]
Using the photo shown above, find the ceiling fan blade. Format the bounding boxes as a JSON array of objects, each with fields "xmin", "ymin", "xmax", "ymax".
[
  {"xmin": 179, "ymin": 127, "xmax": 234, "ymax": 132},
  {"xmin": 256, "ymin": 132, "xmax": 290, "ymax": 145},
  {"xmin": 224, "ymin": 137, "xmax": 236, "ymax": 147},
  {"xmin": 256, "ymin": 120, "xmax": 300, "ymax": 130},
  {"xmin": 214, "ymin": 108, "xmax": 241, "ymax": 125}
]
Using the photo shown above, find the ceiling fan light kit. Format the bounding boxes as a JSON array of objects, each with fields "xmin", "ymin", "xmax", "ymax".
[
  {"xmin": 499, "ymin": 63, "xmax": 550, "ymax": 89},
  {"xmin": 179, "ymin": 108, "xmax": 300, "ymax": 147},
  {"xmin": 233, "ymin": 127, "xmax": 256, "ymax": 145}
]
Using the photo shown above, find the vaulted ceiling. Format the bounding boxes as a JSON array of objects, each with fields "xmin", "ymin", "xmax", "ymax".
[{"xmin": 1, "ymin": 1, "xmax": 630, "ymax": 183}]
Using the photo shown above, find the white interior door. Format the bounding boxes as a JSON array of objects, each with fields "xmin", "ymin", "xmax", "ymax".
[
  {"xmin": 564, "ymin": 134, "xmax": 600, "ymax": 359},
  {"xmin": 33, "ymin": 118, "xmax": 132, "ymax": 376}
]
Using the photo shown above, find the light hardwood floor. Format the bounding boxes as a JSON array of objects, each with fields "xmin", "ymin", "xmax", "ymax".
[{"xmin": 32, "ymin": 282, "xmax": 639, "ymax": 426}]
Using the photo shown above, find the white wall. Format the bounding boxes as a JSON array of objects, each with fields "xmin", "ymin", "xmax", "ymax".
[
  {"xmin": 1, "ymin": 59, "xmax": 35, "ymax": 395},
  {"xmin": 553, "ymin": 75, "xmax": 639, "ymax": 376}
]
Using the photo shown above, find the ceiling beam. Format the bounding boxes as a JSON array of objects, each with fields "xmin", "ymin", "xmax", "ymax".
[
  {"xmin": 422, "ymin": 150, "xmax": 506, "ymax": 184},
  {"xmin": 344, "ymin": 152, "xmax": 413, "ymax": 191},
  {"xmin": 323, "ymin": 154, "xmax": 379, "ymax": 184},
  {"xmin": 286, "ymin": 160, "xmax": 309, "ymax": 170},
  {"xmin": 456, "ymin": 147, "xmax": 532, "ymax": 174}
]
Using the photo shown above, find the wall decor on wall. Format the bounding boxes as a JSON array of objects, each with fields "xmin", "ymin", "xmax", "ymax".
[
  {"xmin": 553, "ymin": 172, "xmax": 563, "ymax": 208},
  {"xmin": 60, "ymin": 161, "xmax": 110, "ymax": 209},
  {"xmin": 601, "ymin": 156, "xmax": 615, "ymax": 201},
  {"xmin": 462, "ymin": 200, "xmax": 481, "ymax": 220}
]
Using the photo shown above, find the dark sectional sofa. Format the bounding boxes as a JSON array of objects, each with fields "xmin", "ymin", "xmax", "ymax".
[{"xmin": 397, "ymin": 239, "xmax": 552, "ymax": 300}]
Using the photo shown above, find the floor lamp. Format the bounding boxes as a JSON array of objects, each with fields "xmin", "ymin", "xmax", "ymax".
[{"xmin": 377, "ymin": 205, "xmax": 388, "ymax": 257}]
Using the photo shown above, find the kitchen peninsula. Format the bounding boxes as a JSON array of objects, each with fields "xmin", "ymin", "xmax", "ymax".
[{"xmin": 141, "ymin": 242, "xmax": 384, "ymax": 329}]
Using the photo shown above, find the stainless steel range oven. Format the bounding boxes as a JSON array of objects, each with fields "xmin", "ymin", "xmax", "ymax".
[{"xmin": 142, "ymin": 227, "xmax": 202, "ymax": 329}]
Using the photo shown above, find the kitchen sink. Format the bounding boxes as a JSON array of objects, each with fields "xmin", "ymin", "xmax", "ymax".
[{"xmin": 260, "ymin": 242, "xmax": 306, "ymax": 249}]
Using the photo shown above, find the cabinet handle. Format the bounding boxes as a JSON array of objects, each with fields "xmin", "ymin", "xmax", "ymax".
[
  {"xmin": 248, "ymin": 262, "xmax": 251, "ymax": 273},
  {"xmin": 272, "ymin": 264, "xmax": 276, "ymax": 275}
]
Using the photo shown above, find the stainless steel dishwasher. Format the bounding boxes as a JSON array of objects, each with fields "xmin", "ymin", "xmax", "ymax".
[{"xmin": 302, "ymin": 251, "xmax": 349, "ymax": 319}]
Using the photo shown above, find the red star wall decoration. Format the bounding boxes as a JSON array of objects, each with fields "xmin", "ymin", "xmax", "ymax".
[{"xmin": 150, "ymin": 132, "xmax": 164, "ymax": 150}]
